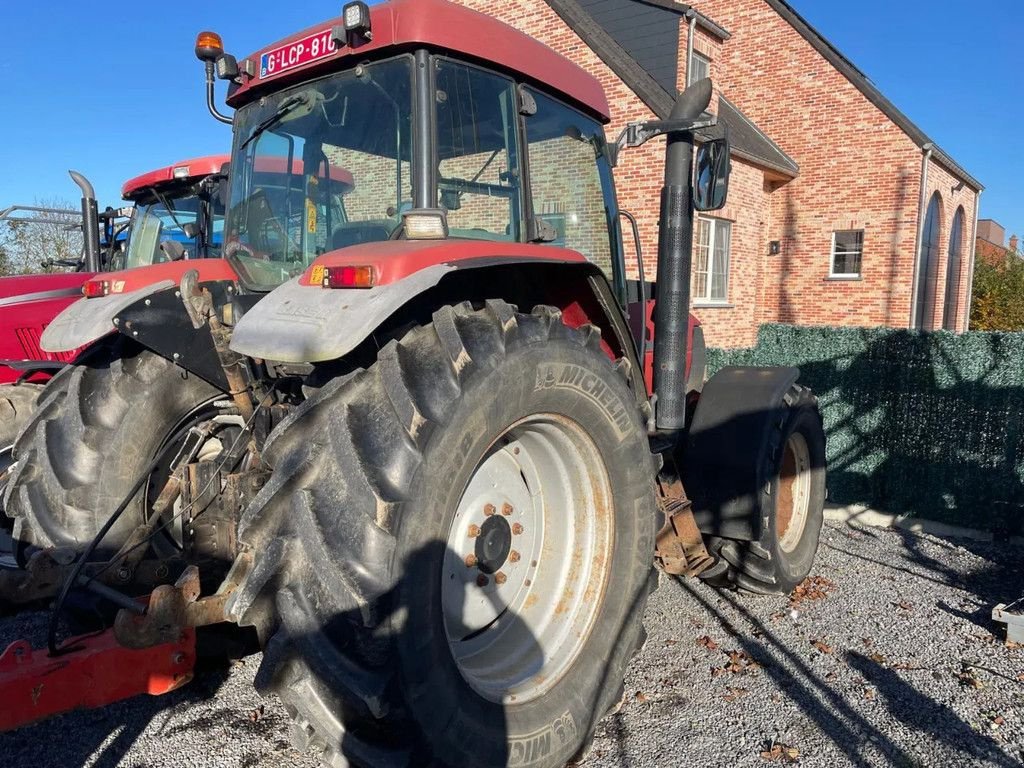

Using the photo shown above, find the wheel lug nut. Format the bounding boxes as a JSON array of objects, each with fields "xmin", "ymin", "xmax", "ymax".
[
  {"xmin": 484, "ymin": 503, "xmax": 496, "ymax": 516},
  {"xmin": 476, "ymin": 574, "xmax": 489, "ymax": 587},
  {"xmin": 495, "ymin": 571, "xmax": 507, "ymax": 585},
  {"xmin": 467, "ymin": 524, "xmax": 481, "ymax": 538},
  {"xmin": 509, "ymin": 550, "xmax": 521, "ymax": 563},
  {"xmin": 464, "ymin": 554, "xmax": 478, "ymax": 568},
  {"xmin": 501, "ymin": 503, "xmax": 513, "ymax": 516},
  {"xmin": 512, "ymin": 523, "xmax": 524, "ymax": 535}
]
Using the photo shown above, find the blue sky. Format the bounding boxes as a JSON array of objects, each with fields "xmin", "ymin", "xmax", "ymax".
[{"xmin": 0, "ymin": 1, "xmax": 1019, "ymax": 241}]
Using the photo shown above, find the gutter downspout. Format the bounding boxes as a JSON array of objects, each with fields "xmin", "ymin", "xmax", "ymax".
[
  {"xmin": 909, "ymin": 143, "xmax": 934, "ymax": 329},
  {"xmin": 685, "ymin": 10, "xmax": 696, "ymax": 88},
  {"xmin": 963, "ymin": 189, "xmax": 982, "ymax": 331}
]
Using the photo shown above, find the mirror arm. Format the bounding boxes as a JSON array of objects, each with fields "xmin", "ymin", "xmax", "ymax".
[{"xmin": 611, "ymin": 115, "xmax": 717, "ymax": 166}]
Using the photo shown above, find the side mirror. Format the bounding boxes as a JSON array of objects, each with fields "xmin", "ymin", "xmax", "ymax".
[
  {"xmin": 694, "ymin": 137, "xmax": 730, "ymax": 211},
  {"xmin": 440, "ymin": 189, "xmax": 462, "ymax": 212}
]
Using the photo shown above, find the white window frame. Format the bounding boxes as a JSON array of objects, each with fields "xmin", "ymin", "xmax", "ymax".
[
  {"xmin": 692, "ymin": 216, "xmax": 731, "ymax": 304},
  {"xmin": 688, "ymin": 50, "xmax": 711, "ymax": 86},
  {"xmin": 829, "ymin": 229, "xmax": 864, "ymax": 278}
]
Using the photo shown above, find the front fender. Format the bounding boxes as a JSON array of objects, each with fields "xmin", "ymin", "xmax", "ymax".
[
  {"xmin": 39, "ymin": 281, "xmax": 176, "ymax": 353},
  {"xmin": 683, "ymin": 365, "xmax": 801, "ymax": 541}
]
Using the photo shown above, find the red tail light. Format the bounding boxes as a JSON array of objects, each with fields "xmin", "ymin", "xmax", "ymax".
[
  {"xmin": 323, "ymin": 265, "xmax": 375, "ymax": 289},
  {"xmin": 82, "ymin": 280, "xmax": 110, "ymax": 298}
]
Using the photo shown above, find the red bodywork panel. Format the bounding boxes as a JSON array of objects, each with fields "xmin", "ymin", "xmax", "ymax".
[
  {"xmin": 122, "ymin": 154, "xmax": 231, "ymax": 200},
  {"xmin": 93, "ymin": 258, "xmax": 240, "ymax": 295},
  {"xmin": 299, "ymin": 239, "xmax": 588, "ymax": 287},
  {"xmin": 0, "ymin": 273, "xmax": 94, "ymax": 384},
  {"xmin": 122, "ymin": 155, "xmax": 355, "ymax": 199},
  {"xmin": 0, "ymin": 628, "xmax": 195, "ymax": 732},
  {"xmin": 228, "ymin": 0, "xmax": 610, "ymax": 122}
]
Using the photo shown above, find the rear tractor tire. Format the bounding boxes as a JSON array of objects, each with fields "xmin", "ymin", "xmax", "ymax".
[
  {"xmin": 704, "ymin": 385, "xmax": 826, "ymax": 594},
  {"xmin": 4, "ymin": 339, "xmax": 227, "ymax": 565},
  {"xmin": 0, "ymin": 382, "xmax": 45, "ymax": 456},
  {"xmin": 227, "ymin": 301, "xmax": 659, "ymax": 768}
]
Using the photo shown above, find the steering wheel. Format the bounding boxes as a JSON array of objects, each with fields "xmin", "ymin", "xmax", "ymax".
[{"xmin": 224, "ymin": 239, "xmax": 267, "ymax": 261}]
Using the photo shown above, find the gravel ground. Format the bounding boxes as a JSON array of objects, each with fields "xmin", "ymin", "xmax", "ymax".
[{"xmin": 1, "ymin": 520, "xmax": 1021, "ymax": 767}]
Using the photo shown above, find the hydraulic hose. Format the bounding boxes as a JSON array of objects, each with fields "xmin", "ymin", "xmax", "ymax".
[{"xmin": 46, "ymin": 438, "xmax": 184, "ymax": 656}]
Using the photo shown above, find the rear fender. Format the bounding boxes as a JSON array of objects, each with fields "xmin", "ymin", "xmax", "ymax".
[
  {"xmin": 39, "ymin": 281, "xmax": 176, "ymax": 353},
  {"xmin": 230, "ymin": 259, "xmax": 649, "ymax": 399},
  {"xmin": 39, "ymin": 259, "xmax": 238, "ymax": 355},
  {"xmin": 682, "ymin": 366, "xmax": 800, "ymax": 541}
]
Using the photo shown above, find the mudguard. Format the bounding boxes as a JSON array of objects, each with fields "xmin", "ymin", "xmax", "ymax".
[
  {"xmin": 113, "ymin": 281, "xmax": 240, "ymax": 390},
  {"xmin": 683, "ymin": 365, "xmax": 800, "ymax": 541},
  {"xmin": 229, "ymin": 265, "xmax": 453, "ymax": 362},
  {"xmin": 39, "ymin": 281, "xmax": 176, "ymax": 353}
]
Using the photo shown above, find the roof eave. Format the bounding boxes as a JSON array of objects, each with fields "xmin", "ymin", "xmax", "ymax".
[{"xmin": 764, "ymin": 0, "xmax": 983, "ymax": 192}]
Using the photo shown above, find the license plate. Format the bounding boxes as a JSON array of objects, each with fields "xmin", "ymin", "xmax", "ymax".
[{"xmin": 260, "ymin": 28, "xmax": 337, "ymax": 79}]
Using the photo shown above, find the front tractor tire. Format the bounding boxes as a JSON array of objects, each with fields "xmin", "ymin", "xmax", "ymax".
[
  {"xmin": 228, "ymin": 301, "xmax": 658, "ymax": 768},
  {"xmin": 4, "ymin": 339, "xmax": 223, "ymax": 561},
  {"xmin": 704, "ymin": 385, "xmax": 826, "ymax": 594}
]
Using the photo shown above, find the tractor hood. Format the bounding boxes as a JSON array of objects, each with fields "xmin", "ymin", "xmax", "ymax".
[{"xmin": 40, "ymin": 259, "xmax": 239, "ymax": 353}]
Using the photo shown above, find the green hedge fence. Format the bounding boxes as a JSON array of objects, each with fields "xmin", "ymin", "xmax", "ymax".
[{"xmin": 707, "ymin": 325, "xmax": 1024, "ymax": 535}]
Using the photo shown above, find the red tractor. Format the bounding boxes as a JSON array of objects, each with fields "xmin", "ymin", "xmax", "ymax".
[
  {"xmin": 0, "ymin": 158, "xmax": 228, "ymax": 464},
  {"xmin": 1, "ymin": 3, "xmax": 826, "ymax": 766}
]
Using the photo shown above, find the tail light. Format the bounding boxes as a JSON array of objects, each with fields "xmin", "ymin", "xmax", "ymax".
[
  {"xmin": 323, "ymin": 265, "xmax": 375, "ymax": 289},
  {"xmin": 82, "ymin": 279, "xmax": 110, "ymax": 298}
]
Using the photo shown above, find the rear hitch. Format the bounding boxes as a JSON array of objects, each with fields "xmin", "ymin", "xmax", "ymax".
[{"xmin": 114, "ymin": 564, "xmax": 237, "ymax": 649}]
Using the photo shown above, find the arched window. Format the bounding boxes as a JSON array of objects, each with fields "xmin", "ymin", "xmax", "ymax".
[
  {"xmin": 943, "ymin": 207, "xmax": 966, "ymax": 330},
  {"xmin": 916, "ymin": 192, "xmax": 943, "ymax": 330}
]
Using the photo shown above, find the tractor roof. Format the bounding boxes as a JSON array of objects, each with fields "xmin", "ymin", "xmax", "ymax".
[
  {"xmin": 121, "ymin": 154, "xmax": 230, "ymax": 200},
  {"xmin": 227, "ymin": 0, "xmax": 610, "ymax": 122}
]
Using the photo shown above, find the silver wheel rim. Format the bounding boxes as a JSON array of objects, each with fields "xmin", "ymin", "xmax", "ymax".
[
  {"xmin": 777, "ymin": 431, "xmax": 811, "ymax": 553},
  {"xmin": 442, "ymin": 413, "xmax": 614, "ymax": 705}
]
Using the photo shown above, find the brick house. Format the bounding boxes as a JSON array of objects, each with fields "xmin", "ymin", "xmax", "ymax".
[{"xmin": 453, "ymin": 0, "xmax": 983, "ymax": 347}]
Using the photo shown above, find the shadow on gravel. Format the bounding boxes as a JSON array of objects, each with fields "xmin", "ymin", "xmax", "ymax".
[
  {"xmin": 671, "ymin": 577, "xmax": 1018, "ymax": 768},
  {"xmin": 822, "ymin": 527, "xmax": 1024, "ymax": 634},
  {"xmin": 845, "ymin": 650, "xmax": 1017, "ymax": 767}
]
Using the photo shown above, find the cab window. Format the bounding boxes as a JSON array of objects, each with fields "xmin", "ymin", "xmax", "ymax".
[
  {"xmin": 523, "ymin": 89, "xmax": 620, "ymax": 285},
  {"xmin": 435, "ymin": 59, "xmax": 521, "ymax": 241}
]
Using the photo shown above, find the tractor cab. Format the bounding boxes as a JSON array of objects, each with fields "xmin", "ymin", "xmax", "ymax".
[
  {"xmin": 115, "ymin": 155, "xmax": 230, "ymax": 270},
  {"xmin": 204, "ymin": 0, "xmax": 628, "ymax": 299}
]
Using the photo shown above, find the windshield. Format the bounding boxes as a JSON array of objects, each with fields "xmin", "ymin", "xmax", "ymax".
[
  {"xmin": 123, "ymin": 193, "xmax": 225, "ymax": 270},
  {"xmin": 225, "ymin": 57, "xmax": 413, "ymax": 290}
]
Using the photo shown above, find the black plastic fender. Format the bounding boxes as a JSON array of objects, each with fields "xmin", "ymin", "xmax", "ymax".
[
  {"xmin": 682, "ymin": 365, "xmax": 800, "ymax": 541},
  {"xmin": 113, "ymin": 280, "xmax": 249, "ymax": 391}
]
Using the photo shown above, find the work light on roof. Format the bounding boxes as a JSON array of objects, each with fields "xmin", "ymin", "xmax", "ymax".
[
  {"xmin": 342, "ymin": 1, "xmax": 372, "ymax": 43},
  {"xmin": 173, "ymin": 166, "xmax": 190, "ymax": 179}
]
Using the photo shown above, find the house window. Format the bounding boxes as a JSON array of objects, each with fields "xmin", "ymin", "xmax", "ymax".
[
  {"xmin": 693, "ymin": 217, "xmax": 731, "ymax": 302},
  {"xmin": 688, "ymin": 50, "xmax": 711, "ymax": 85},
  {"xmin": 830, "ymin": 229, "xmax": 864, "ymax": 277}
]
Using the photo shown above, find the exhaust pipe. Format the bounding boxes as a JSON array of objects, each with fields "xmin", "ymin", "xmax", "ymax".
[
  {"xmin": 69, "ymin": 170, "xmax": 102, "ymax": 273},
  {"xmin": 653, "ymin": 79, "xmax": 712, "ymax": 432}
]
